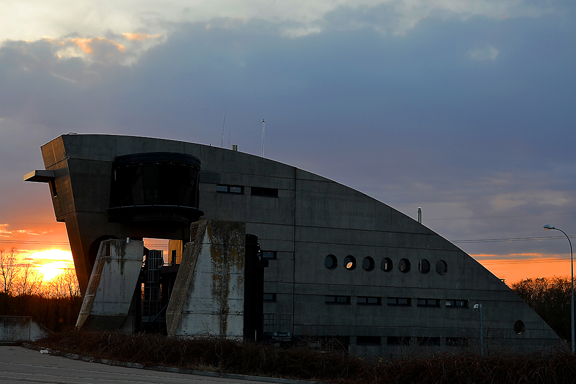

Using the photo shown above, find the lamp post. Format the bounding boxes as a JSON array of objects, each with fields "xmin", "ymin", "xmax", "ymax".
[
  {"xmin": 473, "ymin": 303, "xmax": 483, "ymax": 355},
  {"xmin": 544, "ymin": 224, "xmax": 574, "ymax": 353}
]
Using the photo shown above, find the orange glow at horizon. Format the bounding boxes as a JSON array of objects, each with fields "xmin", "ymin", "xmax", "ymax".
[{"xmin": 473, "ymin": 254, "xmax": 572, "ymax": 285}]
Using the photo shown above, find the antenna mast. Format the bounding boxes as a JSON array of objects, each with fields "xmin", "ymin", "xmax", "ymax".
[
  {"xmin": 220, "ymin": 110, "xmax": 226, "ymax": 147},
  {"xmin": 261, "ymin": 119, "xmax": 265, "ymax": 157}
]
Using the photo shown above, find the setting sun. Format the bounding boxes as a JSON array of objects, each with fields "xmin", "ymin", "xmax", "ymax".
[
  {"xmin": 29, "ymin": 249, "xmax": 74, "ymax": 282},
  {"xmin": 38, "ymin": 261, "xmax": 69, "ymax": 281}
]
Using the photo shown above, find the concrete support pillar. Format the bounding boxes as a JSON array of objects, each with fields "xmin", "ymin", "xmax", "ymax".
[
  {"xmin": 76, "ymin": 239, "xmax": 144, "ymax": 331},
  {"xmin": 167, "ymin": 220, "xmax": 246, "ymax": 338}
]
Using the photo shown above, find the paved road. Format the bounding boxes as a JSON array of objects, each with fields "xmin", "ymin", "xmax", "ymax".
[{"xmin": 0, "ymin": 346, "xmax": 300, "ymax": 384}]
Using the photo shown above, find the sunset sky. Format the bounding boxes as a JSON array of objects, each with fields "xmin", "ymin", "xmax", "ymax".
[{"xmin": 0, "ymin": 0, "xmax": 575, "ymax": 284}]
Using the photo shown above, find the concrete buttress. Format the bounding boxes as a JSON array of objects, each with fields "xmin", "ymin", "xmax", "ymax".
[
  {"xmin": 166, "ymin": 220, "xmax": 246, "ymax": 338},
  {"xmin": 76, "ymin": 239, "xmax": 143, "ymax": 331}
]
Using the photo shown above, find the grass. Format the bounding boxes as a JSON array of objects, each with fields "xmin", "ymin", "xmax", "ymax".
[{"xmin": 32, "ymin": 329, "xmax": 576, "ymax": 384}]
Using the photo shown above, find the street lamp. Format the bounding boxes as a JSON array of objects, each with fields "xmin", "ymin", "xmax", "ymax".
[
  {"xmin": 473, "ymin": 303, "xmax": 483, "ymax": 355},
  {"xmin": 544, "ymin": 224, "xmax": 574, "ymax": 353}
]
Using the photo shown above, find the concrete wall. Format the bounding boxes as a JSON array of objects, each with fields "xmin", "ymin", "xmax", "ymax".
[
  {"xmin": 167, "ymin": 220, "xmax": 246, "ymax": 337},
  {"xmin": 29, "ymin": 134, "xmax": 559, "ymax": 355},
  {"xmin": 0, "ymin": 316, "xmax": 49, "ymax": 342},
  {"xmin": 76, "ymin": 239, "xmax": 143, "ymax": 331}
]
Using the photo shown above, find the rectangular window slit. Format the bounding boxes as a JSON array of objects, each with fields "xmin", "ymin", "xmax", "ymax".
[
  {"xmin": 387, "ymin": 337, "xmax": 411, "ymax": 346},
  {"xmin": 417, "ymin": 298, "xmax": 440, "ymax": 307},
  {"xmin": 357, "ymin": 336, "xmax": 381, "ymax": 346},
  {"xmin": 417, "ymin": 337, "xmax": 441, "ymax": 346},
  {"xmin": 216, "ymin": 185, "xmax": 244, "ymax": 194},
  {"xmin": 251, "ymin": 187, "xmax": 278, "ymax": 197},
  {"xmin": 325, "ymin": 295, "xmax": 350, "ymax": 304},
  {"xmin": 357, "ymin": 296, "xmax": 381, "ymax": 305},
  {"xmin": 262, "ymin": 251, "xmax": 277, "ymax": 260},
  {"xmin": 387, "ymin": 297, "xmax": 411, "ymax": 306},
  {"xmin": 446, "ymin": 299, "xmax": 468, "ymax": 308},
  {"xmin": 263, "ymin": 293, "xmax": 276, "ymax": 302}
]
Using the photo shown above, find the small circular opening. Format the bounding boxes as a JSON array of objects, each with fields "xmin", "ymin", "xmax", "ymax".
[
  {"xmin": 514, "ymin": 320, "xmax": 525, "ymax": 335},
  {"xmin": 381, "ymin": 258, "xmax": 393, "ymax": 272},
  {"xmin": 362, "ymin": 257, "xmax": 375, "ymax": 271},
  {"xmin": 344, "ymin": 255, "xmax": 356, "ymax": 270},
  {"xmin": 436, "ymin": 260, "xmax": 448, "ymax": 275},
  {"xmin": 325, "ymin": 254, "xmax": 337, "ymax": 270},
  {"xmin": 399, "ymin": 258, "xmax": 411, "ymax": 273},
  {"xmin": 418, "ymin": 259, "xmax": 430, "ymax": 274}
]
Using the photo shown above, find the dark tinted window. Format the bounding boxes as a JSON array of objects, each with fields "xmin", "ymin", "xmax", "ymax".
[
  {"xmin": 387, "ymin": 298, "xmax": 411, "ymax": 306},
  {"xmin": 263, "ymin": 293, "xmax": 276, "ymax": 302},
  {"xmin": 251, "ymin": 187, "xmax": 278, "ymax": 197},
  {"xmin": 216, "ymin": 185, "xmax": 229, "ymax": 193},
  {"xmin": 216, "ymin": 185, "xmax": 244, "ymax": 194},
  {"xmin": 262, "ymin": 251, "xmax": 277, "ymax": 260},
  {"xmin": 418, "ymin": 259, "xmax": 430, "ymax": 274},
  {"xmin": 357, "ymin": 296, "xmax": 381, "ymax": 305},
  {"xmin": 417, "ymin": 299, "xmax": 440, "ymax": 307},
  {"xmin": 326, "ymin": 295, "xmax": 350, "ymax": 304},
  {"xmin": 381, "ymin": 257, "xmax": 393, "ymax": 272},
  {"xmin": 387, "ymin": 337, "xmax": 410, "ymax": 346},
  {"xmin": 344, "ymin": 255, "xmax": 356, "ymax": 270},
  {"xmin": 436, "ymin": 260, "xmax": 448, "ymax": 275},
  {"xmin": 357, "ymin": 336, "xmax": 381, "ymax": 345},
  {"xmin": 325, "ymin": 254, "xmax": 337, "ymax": 269},
  {"xmin": 399, "ymin": 258, "xmax": 411, "ymax": 273},
  {"xmin": 418, "ymin": 337, "xmax": 441, "ymax": 346},
  {"xmin": 362, "ymin": 257, "xmax": 375, "ymax": 271},
  {"xmin": 446, "ymin": 300, "xmax": 468, "ymax": 308},
  {"xmin": 446, "ymin": 337, "xmax": 469, "ymax": 346},
  {"xmin": 111, "ymin": 153, "xmax": 200, "ymax": 208}
]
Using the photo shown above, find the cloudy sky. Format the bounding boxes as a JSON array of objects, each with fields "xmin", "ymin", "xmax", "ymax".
[{"xmin": 1, "ymin": 0, "xmax": 575, "ymax": 283}]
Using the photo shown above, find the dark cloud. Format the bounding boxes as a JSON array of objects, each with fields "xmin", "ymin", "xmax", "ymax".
[{"xmin": 1, "ymin": 7, "xmax": 575, "ymax": 259}]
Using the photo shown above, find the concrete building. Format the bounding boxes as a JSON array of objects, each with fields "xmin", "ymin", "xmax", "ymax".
[{"xmin": 25, "ymin": 134, "xmax": 558, "ymax": 355}]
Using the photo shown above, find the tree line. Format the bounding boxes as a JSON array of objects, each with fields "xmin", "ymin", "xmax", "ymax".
[
  {"xmin": 511, "ymin": 276, "xmax": 573, "ymax": 341},
  {"xmin": 0, "ymin": 247, "xmax": 82, "ymax": 331}
]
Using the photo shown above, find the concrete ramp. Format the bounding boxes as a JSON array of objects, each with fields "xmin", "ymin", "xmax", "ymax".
[
  {"xmin": 76, "ymin": 239, "xmax": 143, "ymax": 331},
  {"xmin": 167, "ymin": 220, "xmax": 246, "ymax": 338},
  {"xmin": 0, "ymin": 316, "xmax": 49, "ymax": 343}
]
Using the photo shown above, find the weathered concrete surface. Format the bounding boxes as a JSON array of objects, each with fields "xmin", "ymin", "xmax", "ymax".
[
  {"xmin": 0, "ymin": 317, "xmax": 49, "ymax": 342},
  {"xmin": 76, "ymin": 239, "xmax": 143, "ymax": 331},
  {"xmin": 167, "ymin": 220, "xmax": 246, "ymax": 337},
  {"xmin": 28, "ymin": 134, "xmax": 560, "ymax": 355}
]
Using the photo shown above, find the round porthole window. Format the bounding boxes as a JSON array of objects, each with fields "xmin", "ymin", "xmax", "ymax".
[
  {"xmin": 362, "ymin": 257, "xmax": 375, "ymax": 271},
  {"xmin": 344, "ymin": 255, "xmax": 356, "ymax": 270},
  {"xmin": 325, "ymin": 254, "xmax": 337, "ymax": 270},
  {"xmin": 418, "ymin": 259, "xmax": 430, "ymax": 274},
  {"xmin": 399, "ymin": 258, "xmax": 411, "ymax": 273},
  {"xmin": 514, "ymin": 320, "xmax": 526, "ymax": 335},
  {"xmin": 381, "ymin": 257, "xmax": 393, "ymax": 272},
  {"xmin": 436, "ymin": 260, "xmax": 448, "ymax": 275}
]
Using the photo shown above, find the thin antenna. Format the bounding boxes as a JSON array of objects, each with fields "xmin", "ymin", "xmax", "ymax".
[
  {"xmin": 261, "ymin": 119, "xmax": 265, "ymax": 157},
  {"xmin": 220, "ymin": 110, "xmax": 226, "ymax": 147},
  {"xmin": 418, "ymin": 207, "xmax": 422, "ymax": 224}
]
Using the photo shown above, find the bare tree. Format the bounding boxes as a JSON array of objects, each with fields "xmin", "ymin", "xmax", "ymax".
[
  {"xmin": 14, "ymin": 258, "xmax": 43, "ymax": 296},
  {"xmin": 512, "ymin": 276, "xmax": 571, "ymax": 340},
  {"xmin": 48, "ymin": 268, "xmax": 81, "ymax": 299},
  {"xmin": 0, "ymin": 248, "xmax": 19, "ymax": 295}
]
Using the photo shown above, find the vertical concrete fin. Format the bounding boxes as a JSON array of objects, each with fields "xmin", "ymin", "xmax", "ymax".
[
  {"xmin": 76, "ymin": 239, "xmax": 144, "ymax": 331},
  {"xmin": 166, "ymin": 221, "xmax": 205, "ymax": 335}
]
